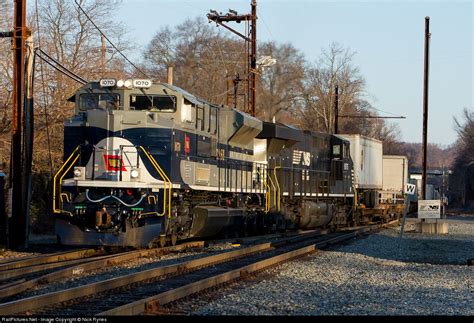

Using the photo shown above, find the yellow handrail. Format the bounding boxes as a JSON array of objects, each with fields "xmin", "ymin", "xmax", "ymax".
[
  {"xmin": 256, "ymin": 166, "xmax": 270, "ymax": 213},
  {"xmin": 147, "ymin": 195, "xmax": 157, "ymax": 205},
  {"xmin": 139, "ymin": 146, "xmax": 172, "ymax": 218},
  {"xmin": 60, "ymin": 193, "xmax": 70, "ymax": 203},
  {"xmin": 58, "ymin": 155, "xmax": 80, "ymax": 213},
  {"xmin": 53, "ymin": 146, "xmax": 80, "ymax": 214},
  {"xmin": 273, "ymin": 164, "xmax": 281, "ymax": 211},
  {"xmin": 267, "ymin": 169, "xmax": 276, "ymax": 211}
]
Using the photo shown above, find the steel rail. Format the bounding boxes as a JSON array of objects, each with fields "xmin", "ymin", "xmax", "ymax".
[
  {"xmin": 0, "ymin": 232, "xmax": 324, "ymax": 315},
  {"xmin": 0, "ymin": 241, "xmax": 205, "ymax": 300},
  {"xmin": 0, "ymin": 253, "xmax": 118, "ymax": 281},
  {"xmin": 0, "ymin": 223, "xmax": 393, "ymax": 315},
  {"xmin": 0, "ymin": 244, "xmax": 273, "ymax": 315},
  {"xmin": 0, "ymin": 248, "xmax": 99, "ymax": 271},
  {"xmin": 100, "ymin": 229, "xmax": 371, "ymax": 315}
]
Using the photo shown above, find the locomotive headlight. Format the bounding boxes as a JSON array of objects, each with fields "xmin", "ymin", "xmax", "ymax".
[
  {"xmin": 130, "ymin": 168, "xmax": 140, "ymax": 180},
  {"xmin": 117, "ymin": 79, "xmax": 133, "ymax": 89},
  {"xmin": 73, "ymin": 167, "xmax": 85, "ymax": 181},
  {"xmin": 73, "ymin": 168, "xmax": 81, "ymax": 177},
  {"xmin": 124, "ymin": 79, "xmax": 133, "ymax": 88}
]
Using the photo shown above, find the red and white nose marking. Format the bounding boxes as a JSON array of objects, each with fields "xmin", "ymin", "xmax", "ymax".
[{"xmin": 103, "ymin": 155, "xmax": 127, "ymax": 171}]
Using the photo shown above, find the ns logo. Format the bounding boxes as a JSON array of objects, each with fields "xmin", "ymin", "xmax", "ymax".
[
  {"xmin": 420, "ymin": 205, "xmax": 440, "ymax": 211},
  {"xmin": 293, "ymin": 150, "xmax": 311, "ymax": 166}
]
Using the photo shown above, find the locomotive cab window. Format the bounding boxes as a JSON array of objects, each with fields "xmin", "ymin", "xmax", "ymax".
[
  {"xmin": 196, "ymin": 106, "xmax": 205, "ymax": 131},
  {"xmin": 332, "ymin": 144, "xmax": 341, "ymax": 158},
  {"xmin": 209, "ymin": 107, "xmax": 217, "ymax": 134},
  {"xmin": 129, "ymin": 95, "xmax": 176, "ymax": 112},
  {"xmin": 79, "ymin": 93, "xmax": 120, "ymax": 111}
]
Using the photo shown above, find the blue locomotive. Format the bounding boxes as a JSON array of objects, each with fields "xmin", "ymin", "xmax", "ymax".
[{"xmin": 53, "ymin": 79, "xmax": 356, "ymax": 247}]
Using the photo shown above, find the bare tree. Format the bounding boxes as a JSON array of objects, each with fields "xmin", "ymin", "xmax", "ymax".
[
  {"xmin": 296, "ymin": 42, "xmax": 402, "ymax": 152},
  {"xmin": 0, "ymin": 0, "xmax": 13, "ymax": 157},
  {"xmin": 298, "ymin": 43, "xmax": 364, "ymax": 133},
  {"xmin": 32, "ymin": 0, "xmax": 130, "ymax": 170},
  {"xmin": 453, "ymin": 108, "xmax": 474, "ymax": 164},
  {"xmin": 449, "ymin": 108, "xmax": 474, "ymax": 207},
  {"xmin": 256, "ymin": 41, "xmax": 306, "ymax": 122},
  {"xmin": 144, "ymin": 17, "xmax": 245, "ymax": 105},
  {"xmin": 0, "ymin": 0, "xmax": 132, "ymax": 231}
]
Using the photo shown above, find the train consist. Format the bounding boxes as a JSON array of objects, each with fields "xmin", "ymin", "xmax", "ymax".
[{"xmin": 53, "ymin": 79, "xmax": 407, "ymax": 247}]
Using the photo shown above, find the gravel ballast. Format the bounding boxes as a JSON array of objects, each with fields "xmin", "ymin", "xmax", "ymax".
[{"xmin": 189, "ymin": 222, "xmax": 474, "ymax": 316}]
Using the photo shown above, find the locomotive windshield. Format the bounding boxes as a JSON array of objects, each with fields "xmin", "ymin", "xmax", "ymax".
[
  {"xmin": 130, "ymin": 95, "xmax": 176, "ymax": 112},
  {"xmin": 79, "ymin": 93, "xmax": 120, "ymax": 111}
]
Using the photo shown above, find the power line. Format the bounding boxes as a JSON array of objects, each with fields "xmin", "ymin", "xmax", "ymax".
[
  {"xmin": 36, "ymin": 49, "xmax": 88, "ymax": 85},
  {"xmin": 339, "ymin": 115, "xmax": 406, "ymax": 119},
  {"xmin": 368, "ymin": 106, "xmax": 405, "ymax": 118},
  {"xmin": 36, "ymin": 49, "xmax": 88, "ymax": 84},
  {"xmin": 259, "ymin": 14, "xmax": 274, "ymax": 40},
  {"xmin": 74, "ymin": 0, "xmax": 150, "ymax": 79}
]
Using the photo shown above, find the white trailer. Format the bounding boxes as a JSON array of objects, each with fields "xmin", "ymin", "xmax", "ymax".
[
  {"xmin": 336, "ymin": 135, "xmax": 407, "ymax": 223},
  {"xmin": 381, "ymin": 155, "xmax": 408, "ymax": 204},
  {"xmin": 336, "ymin": 134, "xmax": 383, "ymax": 190}
]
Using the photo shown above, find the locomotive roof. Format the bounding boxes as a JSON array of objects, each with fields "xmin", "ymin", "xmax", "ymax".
[
  {"xmin": 67, "ymin": 81, "xmax": 223, "ymax": 110},
  {"xmin": 163, "ymin": 83, "xmax": 213, "ymax": 107},
  {"xmin": 257, "ymin": 121, "xmax": 305, "ymax": 141}
]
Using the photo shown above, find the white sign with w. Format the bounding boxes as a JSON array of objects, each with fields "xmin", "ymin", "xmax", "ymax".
[{"xmin": 404, "ymin": 183, "xmax": 416, "ymax": 195}]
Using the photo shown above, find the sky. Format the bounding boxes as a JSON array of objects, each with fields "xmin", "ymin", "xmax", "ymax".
[{"xmin": 115, "ymin": 0, "xmax": 473, "ymax": 146}]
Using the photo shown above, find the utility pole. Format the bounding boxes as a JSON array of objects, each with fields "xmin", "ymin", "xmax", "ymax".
[
  {"xmin": 334, "ymin": 85, "xmax": 339, "ymax": 134},
  {"xmin": 441, "ymin": 165, "xmax": 445, "ymax": 218},
  {"xmin": 208, "ymin": 1, "xmax": 257, "ymax": 116},
  {"xmin": 421, "ymin": 16, "xmax": 431, "ymax": 201},
  {"xmin": 9, "ymin": 0, "xmax": 28, "ymax": 249},
  {"xmin": 22, "ymin": 35, "xmax": 35, "ymax": 247}
]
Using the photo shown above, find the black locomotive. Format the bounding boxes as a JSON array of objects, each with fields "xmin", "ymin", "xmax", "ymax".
[{"xmin": 53, "ymin": 79, "xmax": 358, "ymax": 247}]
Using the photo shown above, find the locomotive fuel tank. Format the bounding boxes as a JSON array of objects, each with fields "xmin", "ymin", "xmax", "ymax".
[{"xmin": 189, "ymin": 205, "xmax": 245, "ymax": 237}]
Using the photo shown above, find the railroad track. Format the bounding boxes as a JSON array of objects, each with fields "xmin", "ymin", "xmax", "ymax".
[
  {"xmin": 0, "ymin": 241, "xmax": 205, "ymax": 302},
  {"xmin": 0, "ymin": 248, "xmax": 103, "ymax": 270},
  {"xmin": 0, "ymin": 248, "xmax": 110, "ymax": 288},
  {"xmin": 0, "ymin": 221, "xmax": 397, "ymax": 316},
  {"xmin": 0, "ymin": 231, "xmax": 310, "ymax": 302}
]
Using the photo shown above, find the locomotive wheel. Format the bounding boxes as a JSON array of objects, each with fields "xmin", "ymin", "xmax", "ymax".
[
  {"xmin": 171, "ymin": 234, "xmax": 177, "ymax": 246},
  {"xmin": 159, "ymin": 235, "xmax": 167, "ymax": 248}
]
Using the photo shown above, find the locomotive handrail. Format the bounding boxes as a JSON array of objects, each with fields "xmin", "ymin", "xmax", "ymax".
[
  {"xmin": 278, "ymin": 166, "xmax": 330, "ymax": 174},
  {"xmin": 267, "ymin": 169, "xmax": 277, "ymax": 212},
  {"xmin": 139, "ymin": 147, "xmax": 169, "ymax": 217},
  {"xmin": 256, "ymin": 166, "xmax": 270, "ymax": 213},
  {"xmin": 273, "ymin": 164, "xmax": 281, "ymax": 211},
  {"xmin": 53, "ymin": 145, "xmax": 81, "ymax": 214},
  {"xmin": 139, "ymin": 146, "xmax": 171, "ymax": 218}
]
